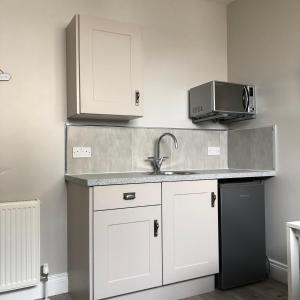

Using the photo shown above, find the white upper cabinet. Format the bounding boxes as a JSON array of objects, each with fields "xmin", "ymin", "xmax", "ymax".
[
  {"xmin": 66, "ymin": 15, "xmax": 143, "ymax": 120},
  {"xmin": 162, "ymin": 180, "xmax": 219, "ymax": 285}
]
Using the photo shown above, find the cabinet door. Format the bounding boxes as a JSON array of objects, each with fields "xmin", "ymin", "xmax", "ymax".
[
  {"xmin": 162, "ymin": 180, "xmax": 219, "ymax": 285},
  {"xmin": 79, "ymin": 15, "xmax": 143, "ymax": 118},
  {"xmin": 94, "ymin": 206, "xmax": 162, "ymax": 299}
]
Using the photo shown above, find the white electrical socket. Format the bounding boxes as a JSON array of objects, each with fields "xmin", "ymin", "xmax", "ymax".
[
  {"xmin": 73, "ymin": 146, "xmax": 92, "ymax": 158},
  {"xmin": 208, "ymin": 147, "xmax": 221, "ymax": 156}
]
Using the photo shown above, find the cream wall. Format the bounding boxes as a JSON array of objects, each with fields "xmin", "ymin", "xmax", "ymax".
[
  {"xmin": 228, "ymin": 0, "xmax": 300, "ymax": 270},
  {"xmin": 0, "ymin": 0, "xmax": 228, "ymax": 274}
]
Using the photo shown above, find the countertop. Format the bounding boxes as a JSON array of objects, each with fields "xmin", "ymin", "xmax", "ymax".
[{"xmin": 65, "ymin": 169, "xmax": 276, "ymax": 187}]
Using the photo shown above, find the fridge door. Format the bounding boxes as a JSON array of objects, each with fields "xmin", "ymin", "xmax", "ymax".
[{"xmin": 217, "ymin": 181, "xmax": 266, "ymax": 289}]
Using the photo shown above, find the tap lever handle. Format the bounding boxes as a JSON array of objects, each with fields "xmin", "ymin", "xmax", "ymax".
[
  {"xmin": 146, "ymin": 156, "xmax": 155, "ymax": 160},
  {"xmin": 158, "ymin": 156, "xmax": 168, "ymax": 165},
  {"xmin": 146, "ymin": 156, "xmax": 169, "ymax": 162},
  {"xmin": 146, "ymin": 156, "xmax": 169, "ymax": 173}
]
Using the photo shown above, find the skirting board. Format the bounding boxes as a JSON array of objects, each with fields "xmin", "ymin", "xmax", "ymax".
[
  {"xmin": 0, "ymin": 273, "xmax": 68, "ymax": 300},
  {"xmin": 269, "ymin": 258, "xmax": 288, "ymax": 284},
  {"xmin": 100, "ymin": 276, "xmax": 214, "ymax": 300},
  {"xmin": 5, "ymin": 263, "xmax": 286, "ymax": 300},
  {"xmin": 0, "ymin": 261, "xmax": 286, "ymax": 300},
  {"xmin": 0, "ymin": 273, "xmax": 214, "ymax": 300}
]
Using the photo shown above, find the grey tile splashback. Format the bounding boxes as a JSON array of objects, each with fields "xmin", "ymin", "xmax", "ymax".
[
  {"xmin": 66, "ymin": 125, "xmax": 276, "ymax": 174},
  {"xmin": 228, "ymin": 126, "xmax": 275, "ymax": 170},
  {"xmin": 66, "ymin": 126, "xmax": 228, "ymax": 174},
  {"xmin": 169, "ymin": 129, "xmax": 228, "ymax": 171}
]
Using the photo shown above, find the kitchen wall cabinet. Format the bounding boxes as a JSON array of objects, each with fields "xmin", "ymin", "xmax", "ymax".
[
  {"xmin": 162, "ymin": 180, "xmax": 219, "ymax": 284},
  {"xmin": 66, "ymin": 15, "xmax": 143, "ymax": 120}
]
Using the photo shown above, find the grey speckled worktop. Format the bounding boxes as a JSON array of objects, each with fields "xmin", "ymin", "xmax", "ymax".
[{"xmin": 65, "ymin": 169, "xmax": 276, "ymax": 187}]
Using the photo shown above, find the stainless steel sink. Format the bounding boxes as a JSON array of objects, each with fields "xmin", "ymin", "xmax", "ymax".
[
  {"xmin": 160, "ymin": 171, "xmax": 196, "ymax": 175},
  {"xmin": 145, "ymin": 171, "xmax": 197, "ymax": 176}
]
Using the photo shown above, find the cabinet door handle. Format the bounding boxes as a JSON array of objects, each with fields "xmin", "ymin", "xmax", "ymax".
[
  {"xmin": 211, "ymin": 192, "xmax": 216, "ymax": 207},
  {"xmin": 123, "ymin": 192, "xmax": 136, "ymax": 200},
  {"xmin": 154, "ymin": 220, "xmax": 159, "ymax": 237},
  {"xmin": 135, "ymin": 90, "xmax": 140, "ymax": 106}
]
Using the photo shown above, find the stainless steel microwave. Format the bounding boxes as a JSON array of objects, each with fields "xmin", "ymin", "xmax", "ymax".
[{"xmin": 189, "ymin": 81, "xmax": 256, "ymax": 123}]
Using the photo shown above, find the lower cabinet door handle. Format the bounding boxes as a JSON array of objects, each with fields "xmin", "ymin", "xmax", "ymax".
[{"xmin": 154, "ymin": 220, "xmax": 159, "ymax": 237}]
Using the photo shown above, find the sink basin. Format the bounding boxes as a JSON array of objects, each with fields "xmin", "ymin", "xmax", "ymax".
[
  {"xmin": 160, "ymin": 171, "xmax": 196, "ymax": 175},
  {"xmin": 145, "ymin": 171, "xmax": 197, "ymax": 176}
]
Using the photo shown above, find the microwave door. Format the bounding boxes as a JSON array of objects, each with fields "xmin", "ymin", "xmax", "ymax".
[{"xmin": 214, "ymin": 82, "xmax": 247, "ymax": 112}]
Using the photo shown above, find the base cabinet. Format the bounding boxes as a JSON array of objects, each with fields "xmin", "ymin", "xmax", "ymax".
[
  {"xmin": 67, "ymin": 180, "xmax": 219, "ymax": 300},
  {"xmin": 162, "ymin": 180, "xmax": 219, "ymax": 284},
  {"xmin": 94, "ymin": 206, "xmax": 162, "ymax": 299}
]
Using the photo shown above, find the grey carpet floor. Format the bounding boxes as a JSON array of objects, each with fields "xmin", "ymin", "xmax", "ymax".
[{"xmin": 48, "ymin": 279, "xmax": 287, "ymax": 300}]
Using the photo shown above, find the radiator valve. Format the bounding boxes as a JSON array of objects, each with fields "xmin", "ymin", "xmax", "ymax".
[
  {"xmin": 41, "ymin": 263, "xmax": 49, "ymax": 281},
  {"xmin": 41, "ymin": 263, "xmax": 50, "ymax": 300}
]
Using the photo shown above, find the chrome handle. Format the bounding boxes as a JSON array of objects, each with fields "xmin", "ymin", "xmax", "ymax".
[
  {"xmin": 146, "ymin": 156, "xmax": 169, "ymax": 174},
  {"xmin": 123, "ymin": 192, "xmax": 136, "ymax": 201},
  {"xmin": 146, "ymin": 156, "xmax": 169, "ymax": 160}
]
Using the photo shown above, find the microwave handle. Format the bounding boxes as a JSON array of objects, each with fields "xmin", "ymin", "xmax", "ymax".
[{"xmin": 242, "ymin": 86, "xmax": 250, "ymax": 112}]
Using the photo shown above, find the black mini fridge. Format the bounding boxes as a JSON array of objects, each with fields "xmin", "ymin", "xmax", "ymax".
[{"xmin": 216, "ymin": 181, "xmax": 266, "ymax": 290}]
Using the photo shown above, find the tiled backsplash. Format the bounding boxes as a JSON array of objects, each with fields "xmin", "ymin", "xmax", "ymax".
[
  {"xmin": 66, "ymin": 126, "xmax": 228, "ymax": 174},
  {"xmin": 66, "ymin": 125, "xmax": 276, "ymax": 174},
  {"xmin": 228, "ymin": 126, "xmax": 276, "ymax": 170}
]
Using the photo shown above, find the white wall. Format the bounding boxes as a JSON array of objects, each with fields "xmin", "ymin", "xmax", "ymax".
[
  {"xmin": 0, "ymin": 0, "xmax": 228, "ymax": 275},
  {"xmin": 227, "ymin": 0, "xmax": 300, "ymax": 268}
]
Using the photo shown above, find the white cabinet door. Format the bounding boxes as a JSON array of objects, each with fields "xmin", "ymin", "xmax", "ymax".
[
  {"xmin": 93, "ymin": 206, "xmax": 162, "ymax": 299},
  {"xmin": 162, "ymin": 180, "xmax": 219, "ymax": 285},
  {"xmin": 79, "ymin": 15, "xmax": 143, "ymax": 119}
]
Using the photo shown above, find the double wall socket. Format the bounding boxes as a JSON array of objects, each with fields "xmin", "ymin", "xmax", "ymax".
[{"xmin": 73, "ymin": 146, "xmax": 92, "ymax": 158}]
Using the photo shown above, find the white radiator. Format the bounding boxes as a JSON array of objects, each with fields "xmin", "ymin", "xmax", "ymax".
[{"xmin": 0, "ymin": 199, "xmax": 40, "ymax": 293}]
